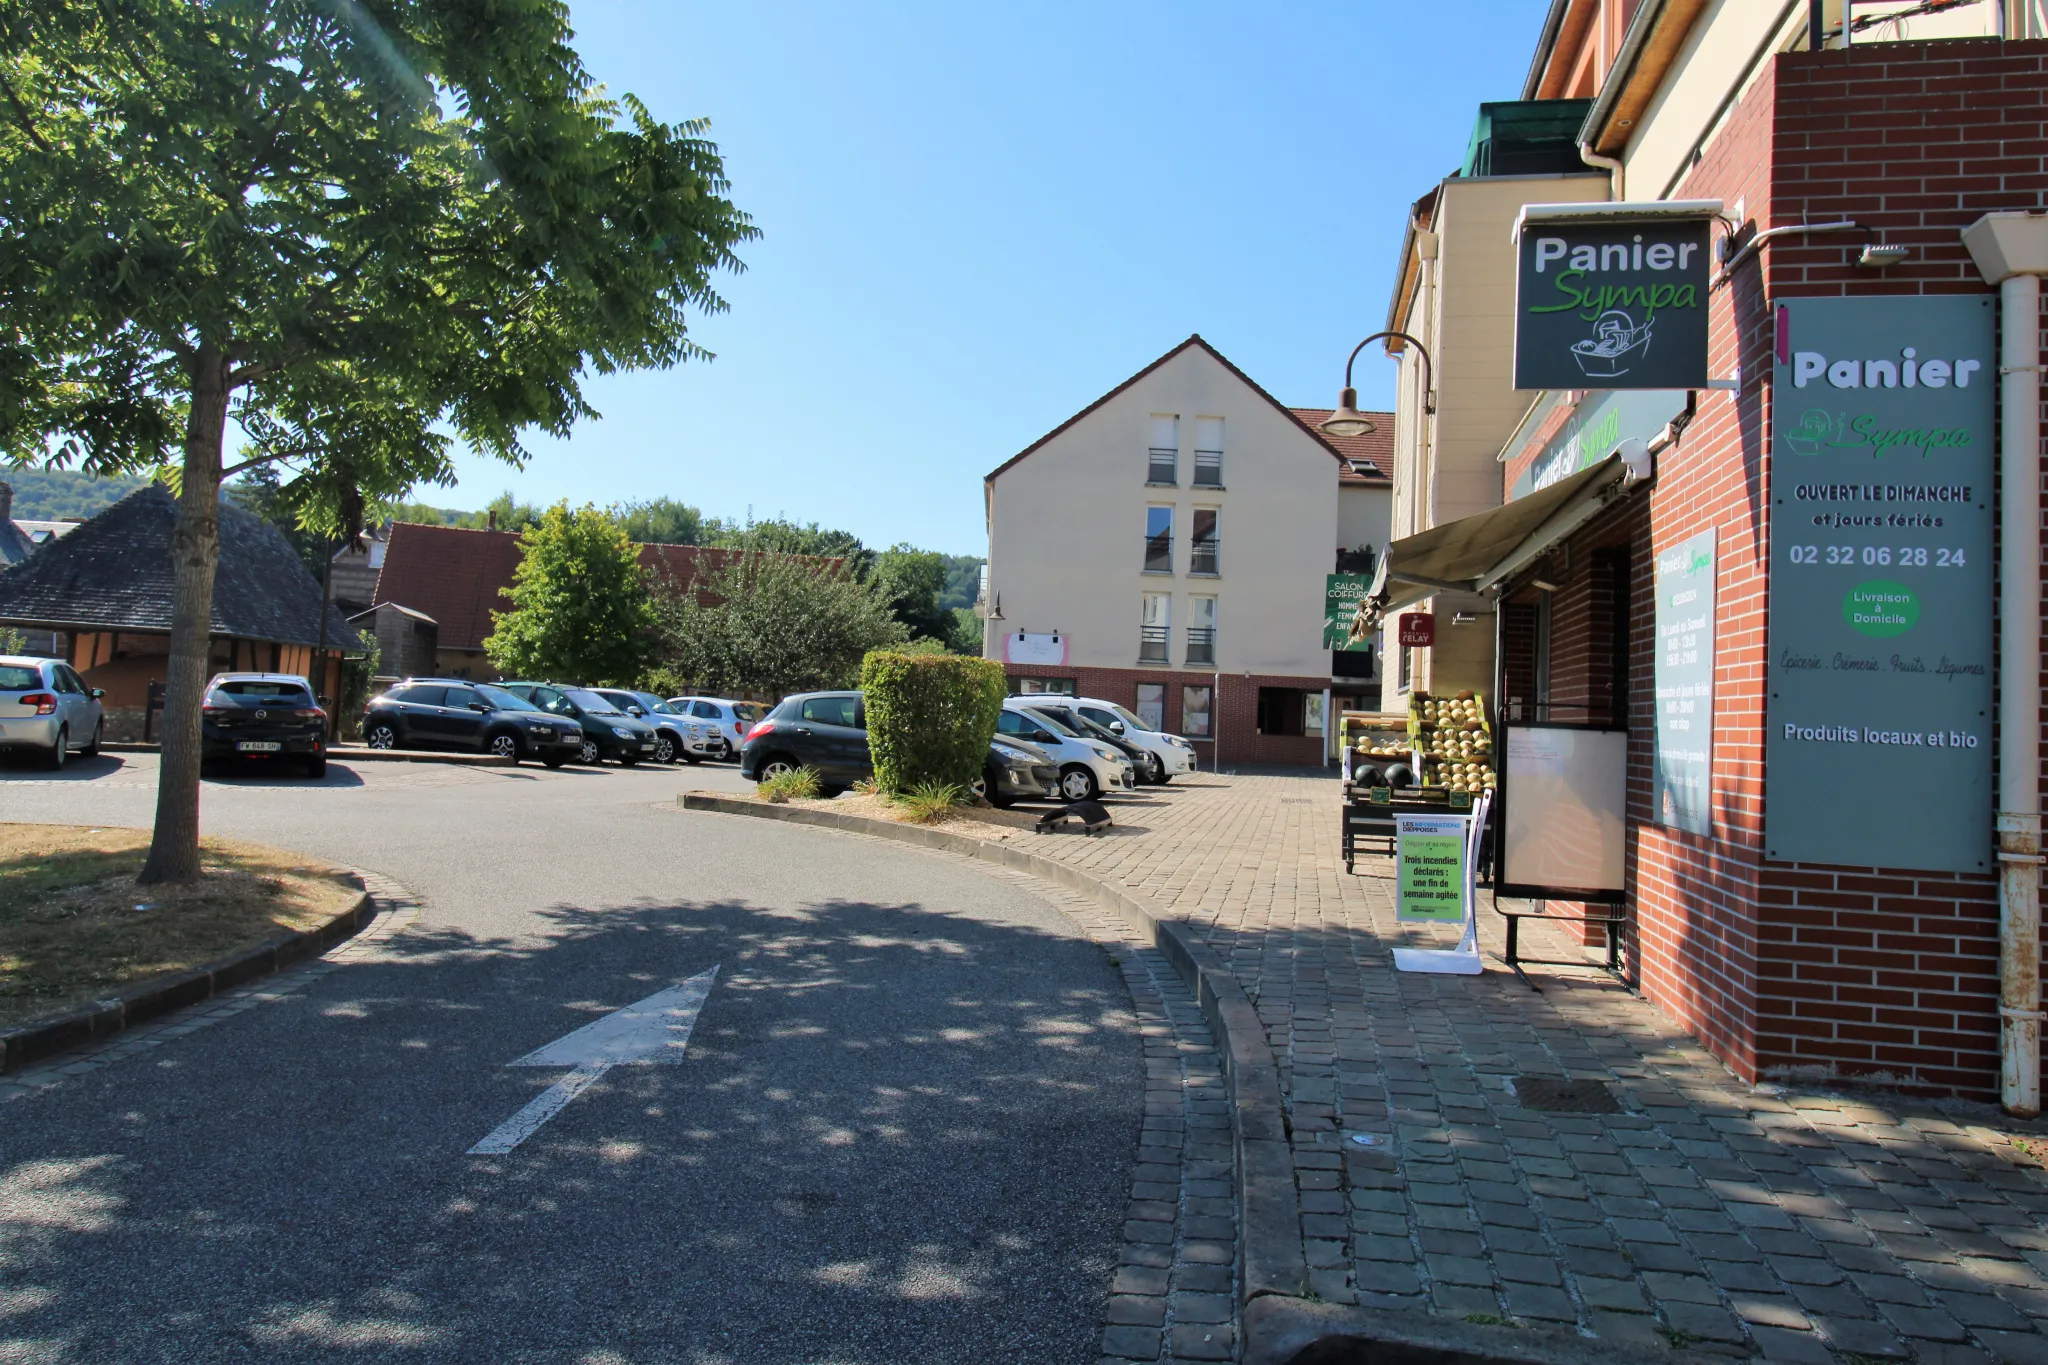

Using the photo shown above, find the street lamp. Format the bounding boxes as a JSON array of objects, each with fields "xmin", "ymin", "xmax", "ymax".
[{"xmin": 1321, "ymin": 331, "xmax": 1435, "ymax": 438}]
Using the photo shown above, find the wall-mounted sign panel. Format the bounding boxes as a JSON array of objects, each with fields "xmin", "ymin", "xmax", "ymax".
[
  {"xmin": 1325, "ymin": 574, "xmax": 1374, "ymax": 651},
  {"xmin": 1004, "ymin": 631, "xmax": 1069, "ymax": 666},
  {"xmin": 1764, "ymin": 295, "xmax": 1994, "ymax": 873},
  {"xmin": 1515, "ymin": 218, "xmax": 1712, "ymax": 391},
  {"xmin": 1653, "ymin": 529, "xmax": 1716, "ymax": 836},
  {"xmin": 1397, "ymin": 613, "xmax": 1436, "ymax": 649},
  {"xmin": 1509, "ymin": 388, "xmax": 1691, "ymax": 500}
]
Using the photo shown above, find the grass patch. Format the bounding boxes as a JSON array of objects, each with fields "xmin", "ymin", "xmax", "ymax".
[
  {"xmin": 0, "ymin": 823, "xmax": 363, "ymax": 1030},
  {"xmin": 890, "ymin": 780, "xmax": 968, "ymax": 825},
  {"xmin": 757, "ymin": 766, "xmax": 822, "ymax": 803}
]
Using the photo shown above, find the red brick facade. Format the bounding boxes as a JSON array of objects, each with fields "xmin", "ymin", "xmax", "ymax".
[
  {"xmin": 1500, "ymin": 39, "xmax": 2048, "ymax": 1099},
  {"xmin": 1001, "ymin": 663, "xmax": 1342, "ymax": 767}
]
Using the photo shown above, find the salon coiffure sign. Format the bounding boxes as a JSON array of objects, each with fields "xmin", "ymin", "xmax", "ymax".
[{"xmin": 1514, "ymin": 204, "xmax": 1716, "ymax": 392}]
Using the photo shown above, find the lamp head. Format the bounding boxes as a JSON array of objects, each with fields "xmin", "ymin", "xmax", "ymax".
[{"xmin": 1319, "ymin": 387, "xmax": 1377, "ymax": 439}]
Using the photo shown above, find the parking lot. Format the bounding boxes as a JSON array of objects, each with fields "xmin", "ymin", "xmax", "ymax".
[{"xmin": 0, "ymin": 754, "xmax": 1144, "ymax": 1364}]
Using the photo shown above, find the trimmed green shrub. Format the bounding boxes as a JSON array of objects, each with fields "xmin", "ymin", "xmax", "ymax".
[{"xmin": 861, "ymin": 651, "xmax": 1005, "ymax": 793}]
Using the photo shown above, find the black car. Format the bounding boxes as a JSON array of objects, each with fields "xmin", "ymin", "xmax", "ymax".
[
  {"xmin": 202, "ymin": 672, "xmax": 328, "ymax": 777},
  {"xmin": 741, "ymin": 690, "xmax": 1055, "ymax": 805},
  {"xmin": 592, "ymin": 688, "xmax": 705, "ymax": 765},
  {"xmin": 495, "ymin": 682, "xmax": 659, "ymax": 765},
  {"xmin": 361, "ymin": 679, "xmax": 583, "ymax": 766}
]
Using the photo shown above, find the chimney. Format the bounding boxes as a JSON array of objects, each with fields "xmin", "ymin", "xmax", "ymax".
[
  {"xmin": 0, "ymin": 481, "xmax": 11, "ymax": 522},
  {"xmin": 487, "ymin": 509, "xmax": 498, "ymax": 531}
]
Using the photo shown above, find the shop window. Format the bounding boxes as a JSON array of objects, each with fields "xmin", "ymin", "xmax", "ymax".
[
  {"xmin": 1303, "ymin": 692, "xmax": 1325, "ymax": 738},
  {"xmin": 1257, "ymin": 687, "xmax": 1305, "ymax": 736},
  {"xmin": 1135, "ymin": 682, "xmax": 1166, "ymax": 731},
  {"xmin": 1014, "ymin": 677, "xmax": 1076, "ymax": 695},
  {"xmin": 1181, "ymin": 685, "xmax": 1212, "ymax": 737}
]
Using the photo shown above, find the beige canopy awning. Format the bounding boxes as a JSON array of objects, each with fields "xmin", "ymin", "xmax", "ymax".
[{"xmin": 1365, "ymin": 454, "xmax": 1632, "ymax": 622}]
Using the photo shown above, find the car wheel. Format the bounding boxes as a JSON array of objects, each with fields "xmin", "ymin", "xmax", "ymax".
[
  {"xmin": 578, "ymin": 739, "xmax": 601, "ymax": 765},
  {"xmin": 365, "ymin": 722, "xmax": 399, "ymax": 750},
  {"xmin": 1059, "ymin": 765, "xmax": 1099, "ymax": 802},
  {"xmin": 1146, "ymin": 753, "xmax": 1168, "ymax": 784},
  {"xmin": 81, "ymin": 720, "xmax": 103, "ymax": 759},
  {"xmin": 652, "ymin": 733, "xmax": 678, "ymax": 764},
  {"xmin": 43, "ymin": 726, "xmax": 68, "ymax": 771},
  {"xmin": 1154, "ymin": 771, "xmax": 1173, "ymax": 785},
  {"xmin": 488, "ymin": 731, "xmax": 524, "ymax": 762},
  {"xmin": 758, "ymin": 753, "xmax": 799, "ymax": 781}
]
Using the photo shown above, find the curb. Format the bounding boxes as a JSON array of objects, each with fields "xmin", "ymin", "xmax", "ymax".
[
  {"xmin": 0, "ymin": 879, "xmax": 377, "ymax": 1075},
  {"xmin": 677, "ymin": 793, "xmax": 1310, "ymax": 1313},
  {"xmin": 100, "ymin": 742, "xmax": 514, "ymax": 767},
  {"xmin": 1240, "ymin": 1298, "xmax": 1723, "ymax": 1365}
]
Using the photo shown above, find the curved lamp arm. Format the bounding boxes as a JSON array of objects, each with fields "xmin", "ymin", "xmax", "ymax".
[{"xmin": 1341, "ymin": 331, "xmax": 1434, "ymax": 416}]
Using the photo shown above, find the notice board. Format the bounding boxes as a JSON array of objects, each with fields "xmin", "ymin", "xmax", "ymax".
[
  {"xmin": 1653, "ymin": 528, "xmax": 1715, "ymax": 836},
  {"xmin": 1764, "ymin": 296, "xmax": 1994, "ymax": 873},
  {"xmin": 1499, "ymin": 723, "xmax": 1628, "ymax": 903}
]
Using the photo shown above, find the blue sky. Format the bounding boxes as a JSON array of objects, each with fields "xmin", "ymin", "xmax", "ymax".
[{"xmin": 439, "ymin": 2, "xmax": 1541, "ymax": 555}]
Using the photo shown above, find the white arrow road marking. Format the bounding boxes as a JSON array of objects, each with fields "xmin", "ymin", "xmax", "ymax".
[{"xmin": 468, "ymin": 965, "xmax": 718, "ymax": 1155}]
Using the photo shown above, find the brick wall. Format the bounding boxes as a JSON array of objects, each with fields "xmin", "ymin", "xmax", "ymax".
[{"xmin": 1533, "ymin": 39, "xmax": 2048, "ymax": 1099}]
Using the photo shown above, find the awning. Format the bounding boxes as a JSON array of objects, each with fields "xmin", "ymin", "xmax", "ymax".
[{"xmin": 1371, "ymin": 454, "xmax": 1632, "ymax": 617}]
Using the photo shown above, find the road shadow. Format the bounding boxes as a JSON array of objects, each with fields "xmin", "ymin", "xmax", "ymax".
[
  {"xmin": 0, "ymin": 892, "xmax": 1145, "ymax": 1364},
  {"xmin": 0, "ymin": 754, "xmax": 132, "ymax": 782}
]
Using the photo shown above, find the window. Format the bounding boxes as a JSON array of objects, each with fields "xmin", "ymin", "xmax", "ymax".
[
  {"xmin": 1014, "ymin": 677, "xmax": 1076, "ymax": 695},
  {"xmin": 1194, "ymin": 416, "xmax": 1224, "ymax": 487},
  {"xmin": 1140, "ymin": 593, "xmax": 1171, "ymax": 663},
  {"xmin": 1257, "ymin": 687, "xmax": 1305, "ymax": 736},
  {"xmin": 1148, "ymin": 414, "xmax": 1179, "ymax": 484},
  {"xmin": 1134, "ymin": 683, "xmax": 1166, "ymax": 731},
  {"xmin": 1303, "ymin": 692, "xmax": 1325, "ymax": 738},
  {"xmin": 1144, "ymin": 505, "xmax": 1173, "ymax": 572},
  {"xmin": 442, "ymin": 686, "xmax": 484, "ymax": 710},
  {"xmin": 1190, "ymin": 508, "xmax": 1218, "ymax": 575},
  {"xmin": 692, "ymin": 700, "xmax": 722, "ymax": 718},
  {"xmin": 387, "ymin": 683, "xmax": 440, "ymax": 706},
  {"xmin": 800, "ymin": 695, "xmax": 862, "ymax": 727},
  {"xmin": 1181, "ymin": 685, "xmax": 1212, "ymax": 738},
  {"xmin": 1186, "ymin": 595, "xmax": 1216, "ymax": 665}
]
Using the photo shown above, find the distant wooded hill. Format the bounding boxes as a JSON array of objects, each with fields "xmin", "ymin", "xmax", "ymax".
[{"xmin": 3, "ymin": 468, "xmax": 152, "ymax": 520}]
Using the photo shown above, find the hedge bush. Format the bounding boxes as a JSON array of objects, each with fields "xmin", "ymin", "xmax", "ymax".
[{"xmin": 860, "ymin": 650, "xmax": 1006, "ymax": 794}]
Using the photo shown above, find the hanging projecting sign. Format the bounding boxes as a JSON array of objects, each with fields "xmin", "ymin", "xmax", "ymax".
[
  {"xmin": 1765, "ymin": 295, "xmax": 1994, "ymax": 873},
  {"xmin": 1324, "ymin": 574, "xmax": 1374, "ymax": 652},
  {"xmin": 1397, "ymin": 613, "xmax": 1435, "ymax": 648},
  {"xmin": 1514, "ymin": 213, "xmax": 1713, "ymax": 391}
]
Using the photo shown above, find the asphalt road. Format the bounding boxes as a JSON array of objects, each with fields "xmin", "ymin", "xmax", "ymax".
[{"xmin": 0, "ymin": 754, "xmax": 1141, "ymax": 1364}]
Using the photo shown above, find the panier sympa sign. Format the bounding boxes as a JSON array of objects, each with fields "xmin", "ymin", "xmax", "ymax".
[
  {"xmin": 1765, "ymin": 295, "xmax": 1995, "ymax": 873},
  {"xmin": 1514, "ymin": 216, "xmax": 1712, "ymax": 391}
]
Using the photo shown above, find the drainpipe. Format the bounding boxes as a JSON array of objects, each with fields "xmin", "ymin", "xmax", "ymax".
[
  {"xmin": 1964, "ymin": 210, "xmax": 2048, "ymax": 1118},
  {"xmin": 1579, "ymin": 143, "xmax": 1624, "ymax": 200}
]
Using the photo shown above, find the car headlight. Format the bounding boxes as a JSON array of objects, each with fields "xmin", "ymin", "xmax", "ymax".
[{"xmin": 610, "ymin": 725, "xmax": 632, "ymax": 737}]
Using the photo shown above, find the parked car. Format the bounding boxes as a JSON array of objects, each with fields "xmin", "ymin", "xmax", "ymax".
[
  {"xmin": 666, "ymin": 695, "xmax": 770, "ymax": 759},
  {"xmin": 591, "ymin": 689, "xmax": 721, "ymax": 764},
  {"xmin": 996, "ymin": 700, "xmax": 1135, "ymax": 802},
  {"xmin": 0, "ymin": 655, "xmax": 104, "ymax": 769},
  {"xmin": 494, "ymin": 682, "xmax": 659, "ymax": 765},
  {"xmin": 979, "ymin": 734, "xmax": 1061, "ymax": 808},
  {"xmin": 201, "ymin": 673, "xmax": 328, "ymax": 777},
  {"xmin": 361, "ymin": 679, "xmax": 583, "ymax": 767},
  {"xmin": 1016, "ymin": 698, "xmax": 1154, "ymax": 782},
  {"xmin": 1068, "ymin": 697, "xmax": 1196, "ymax": 783}
]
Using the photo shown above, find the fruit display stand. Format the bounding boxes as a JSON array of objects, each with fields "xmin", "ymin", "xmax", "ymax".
[{"xmin": 1340, "ymin": 695, "xmax": 1497, "ymax": 874}]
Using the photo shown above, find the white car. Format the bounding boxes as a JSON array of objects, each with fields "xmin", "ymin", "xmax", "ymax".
[
  {"xmin": 0, "ymin": 655, "xmax": 105, "ymax": 769},
  {"xmin": 665, "ymin": 696, "xmax": 770, "ymax": 760},
  {"xmin": 998, "ymin": 700, "xmax": 1134, "ymax": 802},
  {"xmin": 1068, "ymin": 697, "xmax": 1196, "ymax": 783}
]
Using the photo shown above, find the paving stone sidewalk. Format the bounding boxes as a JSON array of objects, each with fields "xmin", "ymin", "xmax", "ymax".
[{"xmin": 1032, "ymin": 772, "xmax": 2048, "ymax": 1364}]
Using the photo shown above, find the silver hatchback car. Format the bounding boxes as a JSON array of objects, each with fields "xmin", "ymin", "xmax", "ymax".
[{"xmin": 0, "ymin": 655, "xmax": 105, "ymax": 769}]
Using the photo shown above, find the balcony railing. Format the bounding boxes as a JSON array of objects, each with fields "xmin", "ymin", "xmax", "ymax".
[
  {"xmin": 1193, "ymin": 449, "xmax": 1223, "ymax": 487},
  {"xmin": 1189, "ymin": 538, "xmax": 1219, "ymax": 575},
  {"xmin": 1185, "ymin": 627, "xmax": 1216, "ymax": 665},
  {"xmin": 1147, "ymin": 448, "xmax": 1178, "ymax": 484},
  {"xmin": 1143, "ymin": 534, "xmax": 1173, "ymax": 573},
  {"xmin": 1138, "ymin": 626, "xmax": 1170, "ymax": 663}
]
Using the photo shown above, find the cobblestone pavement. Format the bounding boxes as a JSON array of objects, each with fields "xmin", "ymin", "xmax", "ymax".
[{"xmin": 1035, "ymin": 773, "xmax": 2048, "ymax": 1364}]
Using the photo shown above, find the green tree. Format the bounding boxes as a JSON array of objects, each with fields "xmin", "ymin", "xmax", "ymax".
[
  {"xmin": 483, "ymin": 491, "xmax": 544, "ymax": 532},
  {"xmin": 657, "ymin": 555, "xmax": 906, "ymax": 699},
  {"xmin": 869, "ymin": 543, "xmax": 954, "ymax": 644},
  {"xmin": 948, "ymin": 606, "xmax": 986, "ymax": 656},
  {"xmin": 703, "ymin": 517, "xmax": 873, "ymax": 576},
  {"xmin": 937, "ymin": 554, "xmax": 985, "ymax": 612},
  {"xmin": 485, "ymin": 503, "xmax": 657, "ymax": 686},
  {"xmin": 619, "ymin": 496, "xmax": 705, "ymax": 545},
  {"xmin": 0, "ymin": 1, "xmax": 752, "ymax": 881}
]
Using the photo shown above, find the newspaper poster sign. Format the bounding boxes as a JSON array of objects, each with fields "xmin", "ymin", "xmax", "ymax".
[{"xmin": 1395, "ymin": 813, "xmax": 1468, "ymax": 923}]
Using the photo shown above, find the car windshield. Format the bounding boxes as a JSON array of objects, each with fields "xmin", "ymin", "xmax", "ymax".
[
  {"xmin": 1020, "ymin": 707, "xmax": 1079, "ymax": 738},
  {"xmin": 649, "ymin": 698, "xmax": 683, "ymax": 715},
  {"xmin": 565, "ymin": 688, "xmax": 622, "ymax": 715},
  {"xmin": 476, "ymin": 684, "xmax": 537, "ymax": 712},
  {"xmin": 1104, "ymin": 703, "xmax": 1154, "ymax": 732},
  {"xmin": 0, "ymin": 665, "xmax": 44, "ymax": 690}
]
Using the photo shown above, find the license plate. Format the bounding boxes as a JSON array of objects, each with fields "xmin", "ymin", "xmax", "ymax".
[
  {"xmin": 237, "ymin": 741, "xmax": 282, "ymax": 753},
  {"xmin": 640, "ymin": 743, "xmax": 654, "ymax": 750}
]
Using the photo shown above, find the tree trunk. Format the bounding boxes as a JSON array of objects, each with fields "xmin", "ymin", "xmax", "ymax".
[{"xmin": 139, "ymin": 342, "xmax": 232, "ymax": 885}]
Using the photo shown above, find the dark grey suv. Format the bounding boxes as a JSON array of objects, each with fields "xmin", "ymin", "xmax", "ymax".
[{"xmin": 360, "ymin": 680, "xmax": 582, "ymax": 766}]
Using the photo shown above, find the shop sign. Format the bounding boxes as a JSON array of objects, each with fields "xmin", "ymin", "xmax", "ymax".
[
  {"xmin": 1395, "ymin": 812, "xmax": 1468, "ymax": 923},
  {"xmin": 1004, "ymin": 631, "xmax": 1068, "ymax": 666},
  {"xmin": 1397, "ymin": 613, "xmax": 1435, "ymax": 648},
  {"xmin": 1514, "ymin": 218, "xmax": 1712, "ymax": 391},
  {"xmin": 1324, "ymin": 573, "xmax": 1374, "ymax": 651},
  {"xmin": 1653, "ymin": 529, "xmax": 1715, "ymax": 836},
  {"xmin": 1765, "ymin": 295, "xmax": 1994, "ymax": 873},
  {"xmin": 1509, "ymin": 388, "xmax": 1690, "ymax": 500}
]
